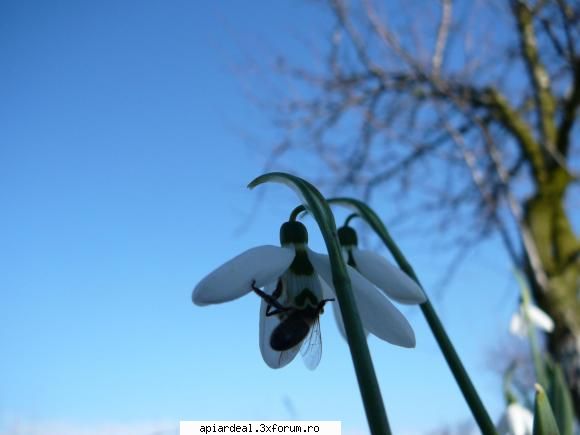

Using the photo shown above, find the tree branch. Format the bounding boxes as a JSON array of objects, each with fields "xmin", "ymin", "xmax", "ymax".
[
  {"xmin": 557, "ymin": 57, "xmax": 580, "ymax": 157},
  {"xmin": 432, "ymin": 0, "xmax": 452, "ymax": 79},
  {"xmin": 511, "ymin": 0, "xmax": 557, "ymax": 152}
]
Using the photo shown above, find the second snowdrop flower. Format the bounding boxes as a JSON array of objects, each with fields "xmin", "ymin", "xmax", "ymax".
[
  {"xmin": 496, "ymin": 402, "xmax": 534, "ymax": 435},
  {"xmin": 510, "ymin": 300, "xmax": 555, "ymax": 338},
  {"xmin": 337, "ymin": 225, "xmax": 426, "ymax": 305}
]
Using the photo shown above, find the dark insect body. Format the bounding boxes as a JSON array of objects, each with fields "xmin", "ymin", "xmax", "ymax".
[
  {"xmin": 251, "ymin": 280, "xmax": 333, "ymax": 352},
  {"xmin": 269, "ymin": 304, "xmax": 324, "ymax": 351}
]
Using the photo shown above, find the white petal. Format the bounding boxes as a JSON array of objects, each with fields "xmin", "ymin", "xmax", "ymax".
[
  {"xmin": 526, "ymin": 305, "xmax": 554, "ymax": 333},
  {"xmin": 346, "ymin": 267, "xmax": 416, "ymax": 347},
  {"xmin": 192, "ymin": 245, "xmax": 294, "ymax": 306},
  {"xmin": 258, "ymin": 283, "xmax": 300, "ymax": 369},
  {"xmin": 321, "ymin": 279, "xmax": 347, "ymax": 340},
  {"xmin": 509, "ymin": 312, "xmax": 528, "ymax": 338},
  {"xmin": 321, "ymin": 279, "xmax": 369, "ymax": 341},
  {"xmin": 308, "ymin": 249, "xmax": 415, "ymax": 348},
  {"xmin": 506, "ymin": 403, "xmax": 533, "ymax": 435},
  {"xmin": 352, "ymin": 249, "xmax": 426, "ymax": 304}
]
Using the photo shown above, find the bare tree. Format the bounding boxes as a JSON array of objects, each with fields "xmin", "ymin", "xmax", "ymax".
[{"xmin": 257, "ymin": 0, "xmax": 580, "ymax": 417}]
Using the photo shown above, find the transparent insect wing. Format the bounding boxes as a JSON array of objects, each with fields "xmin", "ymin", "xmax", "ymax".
[
  {"xmin": 258, "ymin": 282, "xmax": 301, "ymax": 369},
  {"xmin": 300, "ymin": 316, "xmax": 322, "ymax": 370}
]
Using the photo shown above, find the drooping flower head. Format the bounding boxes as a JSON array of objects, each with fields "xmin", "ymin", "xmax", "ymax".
[
  {"xmin": 337, "ymin": 224, "xmax": 426, "ymax": 305},
  {"xmin": 509, "ymin": 299, "xmax": 554, "ymax": 338},
  {"xmin": 496, "ymin": 401, "xmax": 534, "ymax": 435},
  {"xmin": 193, "ymin": 220, "xmax": 417, "ymax": 369}
]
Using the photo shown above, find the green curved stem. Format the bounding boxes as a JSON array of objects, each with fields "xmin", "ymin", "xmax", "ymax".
[
  {"xmin": 289, "ymin": 204, "xmax": 307, "ymax": 222},
  {"xmin": 328, "ymin": 197, "xmax": 498, "ymax": 435},
  {"xmin": 344, "ymin": 213, "xmax": 359, "ymax": 226},
  {"xmin": 249, "ymin": 174, "xmax": 392, "ymax": 435}
]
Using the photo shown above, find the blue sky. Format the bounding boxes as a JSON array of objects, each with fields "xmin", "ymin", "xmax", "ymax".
[{"xmin": 1, "ymin": 1, "xmax": 525, "ymax": 434}]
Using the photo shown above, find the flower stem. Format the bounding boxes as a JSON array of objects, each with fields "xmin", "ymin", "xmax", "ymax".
[
  {"xmin": 515, "ymin": 270, "xmax": 548, "ymax": 388},
  {"xmin": 376, "ymin": 236, "xmax": 498, "ymax": 434},
  {"xmin": 289, "ymin": 204, "xmax": 307, "ymax": 222},
  {"xmin": 502, "ymin": 361, "xmax": 518, "ymax": 405},
  {"xmin": 327, "ymin": 198, "xmax": 498, "ymax": 435},
  {"xmin": 249, "ymin": 175, "xmax": 392, "ymax": 435},
  {"xmin": 419, "ymin": 302, "xmax": 497, "ymax": 434}
]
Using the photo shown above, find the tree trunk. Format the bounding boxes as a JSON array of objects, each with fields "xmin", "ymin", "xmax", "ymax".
[{"xmin": 524, "ymin": 170, "xmax": 580, "ymax": 417}]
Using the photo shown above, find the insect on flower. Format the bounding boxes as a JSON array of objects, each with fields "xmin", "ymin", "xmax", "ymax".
[
  {"xmin": 251, "ymin": 278, "xmax": 334, "ymax": 369},
  {"xmin": 193, "ymin": 220, "xmax": 416, "ymax": 370}
]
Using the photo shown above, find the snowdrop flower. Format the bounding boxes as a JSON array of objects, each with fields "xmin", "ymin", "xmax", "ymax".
[
  {"xmin": 193, "ymin": 220, "xmax": 416, "ymax": 369},
  {"xmin": 328, "ymin": 225, "xmax": 426, "ymax": 339},
  {"xmin": 337, "ymin": 225, "xmax": 426, "ymax": 305},
  {"xmin": 509, "ymin": 300, "xmax": 554, "ymax": 338},
  {"xmin": 496, "ymin": 402, "xmax": 534, "ymax": 435}
]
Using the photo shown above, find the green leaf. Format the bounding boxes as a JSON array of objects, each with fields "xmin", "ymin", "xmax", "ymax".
[
  {"xmin": 512, "ymin": 272, "xmax": 572, "ymax": 435},
  {"xmin": 533, "ymin": 384, "xmax": 561, "ymax": 435},
  {"xmin": 545, "ymin": 361, "xmax": 574, "ymax": 435},
  {"xmin": 248, "ymin": 173, "xmax": 392, "ymax": 435}
]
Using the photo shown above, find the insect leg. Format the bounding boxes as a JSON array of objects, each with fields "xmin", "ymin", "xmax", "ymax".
[
  {"xmin": 271, "ymin": 278, "xmax": 283, "ymax": 300},
  {"xmin": 251, "ymin": 280, "xmax": 291, "ymax": 317},
  {"xmin": 316, "ymin": 298, "xmax": 335, "ymax": 314},
  {"xmin": 319, "ymin": 298, "xmax": 335, "ymax": 307}
]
